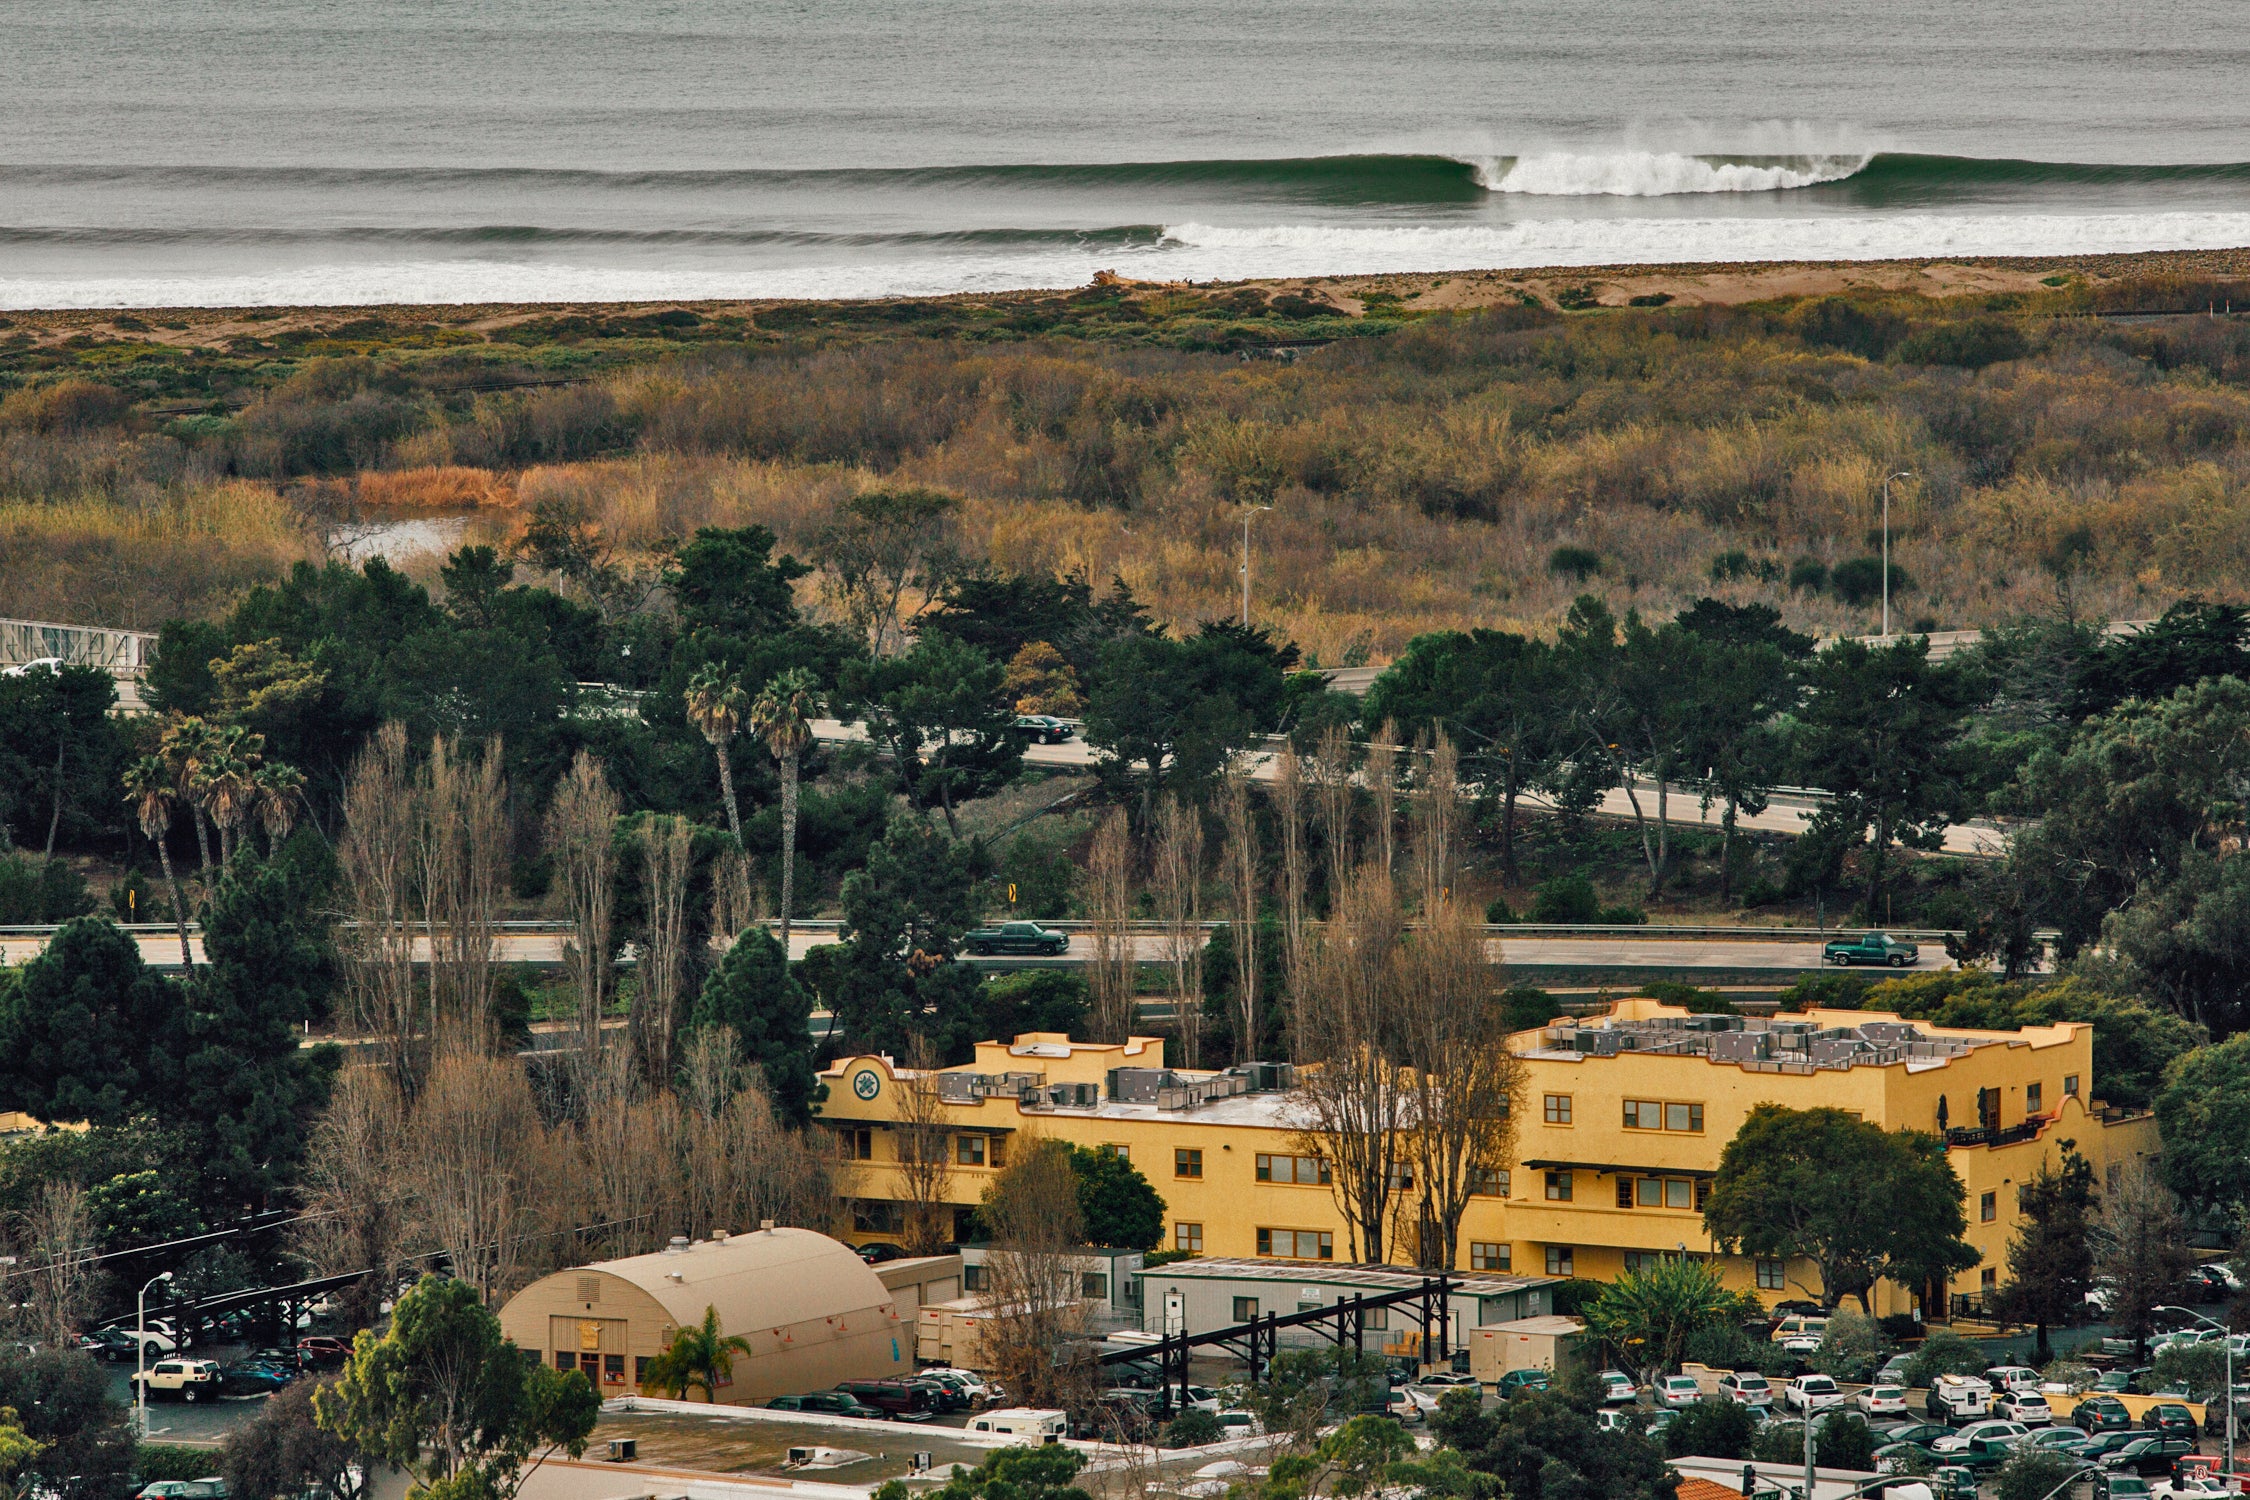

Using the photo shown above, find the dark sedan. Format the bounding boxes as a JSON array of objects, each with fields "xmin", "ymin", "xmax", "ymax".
[
  {"xmin": 2141, "ymin": 1403, "xmax": 2197, "ymax": 1438},
  {"xmin": 2074, "ymin": 1395, "xmax": 2133, "ymax": 1433}
]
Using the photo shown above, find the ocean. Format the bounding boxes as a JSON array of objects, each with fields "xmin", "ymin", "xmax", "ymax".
[{"xmin": 7, "ymin": 0, "xmax": 2250, "ymax": 308}]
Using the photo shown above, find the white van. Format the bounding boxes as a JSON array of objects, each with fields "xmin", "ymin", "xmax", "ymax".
[{"xmin": 969, "ymin": 1408, "xmax": 1069, "ymax": 1439}]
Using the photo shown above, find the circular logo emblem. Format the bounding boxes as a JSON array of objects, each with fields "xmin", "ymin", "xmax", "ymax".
[{"xmin": 852, "ymin": 1069, "xmax": 881, "ymax": 1101}]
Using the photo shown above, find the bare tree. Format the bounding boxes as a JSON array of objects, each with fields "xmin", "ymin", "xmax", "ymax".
[
  {"xmin": 17, "ymin": 1180, "xmax": 97, "ymax": 1346},
  {"xmin": 406, "ymin": 1052, "xmax": 553, "ymax": 1305},
  {"xmin": 706, "ymin": 845, "xmax": 761, "ymax": 944},
  {"xmin": 1293, "ymin": 865, "xmax": 1407, "ymax": 1264},
  {"xmin": 1397, "ymin": 897, "xmax": 1522, "ymax": 1269},
  {"xmin": 676, "ymin": 1028, "xmax": 836, "ymax": 1240},
  {"xmin": 569, "ymin": 1047, "xmax": 681, "ymax": 1261},
  {"xmin": 1154, "ymin": 794, "xmax": 1206, "ymax": 1068},
  {"xmin": 2095, "ymin": 1159, "xmax": 2196, "ymax": 1359},
  {"xmin": 893, "ymin": 1040, "xmax": 957, "ymax": 1256},
  {"xmin": 1085, "ymin": 808, "xmax": 1138, "ymax": 1044},
  {"xmin": 1272, "ymin": 746, "xmax": 1310, "ymax": 1057},
  {"xmin": 1219, "ymin": 770, "xmax": 1263, "ymax": 1064},
  {"xmin": 339, "ymin": 723, "xmax": 423, "ymax": 1094},
  {"xmin": 1365, "ymin": 721, "xmax": 1400, "ymax": 877},
  {"xmin": 1409, "ymin": 730, "xmax": 1464, "ymax": 911},
  {"xmin": 297, "ymin": 1069, "xmax": 408, "ymax": 1329},
  {"xmin": 978, "ymin": 1137, "xmax": 1090, "ymax": 1408},
  {"xmin": 419, "ymin": 735, "xmax": 509, "ymax": 1054},
  {"xmin": 1312, "ymin": 722, "xmax": 1355, "ymax": 898},
  {"xmin": 546, "ymin": 751, "xmax": 619, "ymax": 1062},
  {"xmin": 634, "ymin": 814, "xmax": 695, "ymax": 1086}
]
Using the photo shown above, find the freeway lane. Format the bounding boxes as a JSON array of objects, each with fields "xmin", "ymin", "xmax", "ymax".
[{"xmin": 2, "ymin": 927, "xmax": 1964, "ymax": 975}]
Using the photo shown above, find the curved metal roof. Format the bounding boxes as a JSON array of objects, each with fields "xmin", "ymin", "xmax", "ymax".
[{"xmin": 581, "ymin": 1227, "xmax": 895, "ymax": 1331}]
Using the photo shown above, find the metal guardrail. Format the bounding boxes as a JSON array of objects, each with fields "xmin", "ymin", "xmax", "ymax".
[
  {"xmin": 0, "ymin": 616, "xmax": 158, "ymax": 673},
  {"xmin": 760, "ymin": 918, "xmax": 1995, "ymax": 941}
]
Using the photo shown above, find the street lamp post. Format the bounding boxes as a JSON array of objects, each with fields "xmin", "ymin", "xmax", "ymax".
[
  {"xmin": 136, "ymin": 1270, "xmax": 172, "ymax": 1438},
  {"xmin": 2156, "ymin": 1304, "xmax": 2236, "ymax": 1477},
  {"xmin": 1881, "ymin": 471, "xmax": 1912, "ymax": 639},
  {"xmin": 1239, "ymin": 504, "xmax": 1274, "ymax": 629}
]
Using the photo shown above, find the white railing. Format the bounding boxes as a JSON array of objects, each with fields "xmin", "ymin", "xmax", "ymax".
[{"xmin": 0, "ymin": 616, "xmax": 159, "ymax": 675}]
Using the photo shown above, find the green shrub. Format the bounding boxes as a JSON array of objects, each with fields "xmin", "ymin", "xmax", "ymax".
[
  {"xmin": 1788, "ymin": 557, "xmax": 1830, "ymax": 594},
  {"xmin": 1499, "ymin": 985, "xmax": 1563, "ymax": 1034},
  {"xmin": 1829, "ymin": 556, "xmax": 1912, "ymax": 607},
  {"xmin": 1546, "ymin": 545, "xmax": 1602, "ymax": 582},
  {"xmin": 1810, "ymin": 1308, "xmax": 1887, "ymax": 1382},
  {"xmin": 1815, "ymin": 1413, "xmax": 1877, "ymax": 1471},
  {"xmin": 1642, "ymin": 981, "xmax": 1734, "ymax": 1015},
  {"xmin": 1529, "ymin": 873, "xmax": 1601, "ymax": 923},
  {"xmin": 1664, "ymin": 1398, "xmax": 1756, "ymax": 1459},
  {"xmin": 0, "ymin": 856, "xmax": 94, "ymax": 925},
  {"xmin": 1994, "ymin": 1449, "xmax": 2083, "ymax": 1500},
  {"xmin": 135, "ymin": 1445, "xmax": 212, "ymax": 1483},
  {"xmin": 1751, "ymin": 1418, "xmax": 1806, "ymax": 1465},
  {"xmin": 1904, "ymin": 1330, "xmax": 1989, "ymax": 1389},
  {"xmin": 1163, "ymin": 1408, "xmax": 1223, "ymax": 1447},
  {"xmin": 1897, "ymin": 316, "xmax": 2030, "ymax": 369},
  {"xmin": 1484, "ymin": 896, "xmax": 1516, "ymax": 924}
]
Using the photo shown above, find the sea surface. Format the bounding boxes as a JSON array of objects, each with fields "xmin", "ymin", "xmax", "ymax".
[{"xmin": 7, "ymin": 0, "xmax": 2250, "ymax": 307}]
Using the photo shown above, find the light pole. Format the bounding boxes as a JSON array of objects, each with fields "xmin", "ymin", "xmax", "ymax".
[
  {"xmin": 2156, "ymin": 1304, "xmax": 2236, "ymax": 1477},
  {"xmin": 1881, "ymin": 471, "xmax": 1912, "ymax": 639},
  {"xmin": 136, "ymin": 1270, "xmax": 172, "ymax": 1437},
  {"xmin": 1239, "ymin": 503, "xmax": 1273, "ymax": 629}
]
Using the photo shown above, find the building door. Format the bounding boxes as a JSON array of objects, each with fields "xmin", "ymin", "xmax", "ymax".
[{"xmin": 1163, "ymin": 1290, "xmax": 1184, "ymax": 1337}]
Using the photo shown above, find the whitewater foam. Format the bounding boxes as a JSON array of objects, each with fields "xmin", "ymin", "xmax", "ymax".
[{"xmin": 1471, "ymin": 151, "xmax": 1874, "ymax": 196}]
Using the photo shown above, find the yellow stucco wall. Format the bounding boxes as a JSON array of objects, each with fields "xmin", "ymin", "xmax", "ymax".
[{"xmin": 816, "ymin": 1011, "xmax": 2161, "ymax": 1316}]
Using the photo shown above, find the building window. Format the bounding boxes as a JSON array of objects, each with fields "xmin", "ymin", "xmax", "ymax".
[
  {"xmin": 604, "ymin": 1354, "xmax": 626, "ymax": 1384},
  {"xmin": 1471, "ymin": 1166, "xmax": 1511, "ymax": 1197},
  {"xmin": 1981, "ymin": 1266, "xmax": 1998, "ymax": 1291},
  {"xmin": 2064, "ymin": 1074, "xmax": 2080, "ymax": 1098},
  {"xmin": 1545, "ymin": 1245, "xmax": 1574, "ymax": 1276},
  {"xmin": 554, "ymin": 1350, "xmax": 573, "ymax": 1371},
  {"xmin": 1695, "ymin": 1178, "xmax": 1711, "ymax": 1211},
  {"xmin": 2026, "ymin": 1082, "xmax": 2043, "ymax": 1114},
  {"xmin": 1386, "ymin": 1164, "xmax": 1416, "ymax": 1192},
  {"xmin": 1623, "ymin": 1099, "xmax": 1658, "ymax": 1130},
  {"xmin": 839, "ymin": 1128, "xmax": 872, "ymax": 1160},
  {"xmin": 1471, "ymin": 1241, "xmax": 1510, "ymax": 1272},
  {"xmin": 1666, "ymin": 1102, "xmax": 1705, "ymax": 1133},
  {"xmin": 1174, "ymin": 1222, "xmax": 1203, "ymax": 1253},
  {"xmin": 1255, "ymin": 1153, "xmax": 1330, "ymax": 1185},
  {"xmin": 1756, "ymin": 1259, "xmax": 1786, "ymax": 1291},
  {"xmin": 1543, "ymin": 1094, "xmax": 1572, "ymax": 1125},
  {"xmin": 957, "ymin": 1135, "xmax": 987, "ymax": 1167},
  {"xmin": 1624, "ymin": 1251, "xmax": 1668, "ymax": 1274},
  {"xmin": 635, "ymin": 1356, "xmax": 650, "ymax": 1384},
  {"xmin": 851, "ymin": 1199, "xmax": 902, "ymax": 1234},
  {"xmin": 1175, "ymin": 1148, "xmax": 1203, "ymax": 1179},
  {"xmin": 962, "ymin": 1263, "xmax": 987, "ymax": 1292},
  {"xmin": 1082, "ymin": 1273, "xmax": 1110, "ymax": 1299},
  {"xmin": 1617, "ymin": 1177, "xmax": 1635, "ymax": 1209},
  {"xmin": 1256, "ymin": 1228, "xmax": 1334, "ymax": 1260},
  {"xmin": 1358, "ymin": 1306, "xmax": 1389, "ymax": 1331},
  {"xmin": 1544, "ymin": 1171, "xmax": 1573, "ymax": 1202},
  {"xmin": 1233, "ymin": 1297, "xmax": 1260, "ymax": 1322},
  {"xmin": 1665, "ymin": 1178, "xmax": 1693, "ymax": 1210},
  {"xmin": 1980, "ymin": 1191, "xmax": 1997, "ymax": 1222},
  {"xmin": 1636, "ymin": 1178, "xmax": 1662, "ymax": 1207},
  {"xmin": 989, "ymin": 1136, "xmax": 1007, "ymax": 1169},
  {"xmin": 1104, "ymin": 1144, "xmax": 1128, "ymax": 1160}
]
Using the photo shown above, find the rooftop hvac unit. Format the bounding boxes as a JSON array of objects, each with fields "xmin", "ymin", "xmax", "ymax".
[
  {"xmin": 1107, "ymin": 1068, "xmax": 1174, "ymax": 1103},
  {"xmin": 1046, "ymin": 1082, "xmax": 1098, "ymax": 1108}
]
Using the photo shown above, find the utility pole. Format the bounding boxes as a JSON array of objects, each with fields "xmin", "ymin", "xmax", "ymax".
[
  {"xmin": 1881, "ymin": 471, "xmax": 1912, "ymax": 639},
  {"xmin": 1240, "ymin": 504, "xmax": 1274, "ymax": 628}
]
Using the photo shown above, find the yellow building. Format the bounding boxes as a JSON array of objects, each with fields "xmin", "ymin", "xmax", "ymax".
[{"xmin": 816, "ymin": 1002, "xmax": 2159, "ymax": 1319}]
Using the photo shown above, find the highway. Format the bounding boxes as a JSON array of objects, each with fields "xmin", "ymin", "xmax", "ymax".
[{"xmin": 3, "ymin": 923, "xmax": 1967, "ymax": 977}]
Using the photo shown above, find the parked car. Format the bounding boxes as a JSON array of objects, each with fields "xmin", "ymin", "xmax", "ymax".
[
  {"xmin": 1824, "ymin": 932, "xmax": 1919, "ymax": 968},
  {"xmin": 1929, "ymin": 1467, "xmax": 1981, "ymax": 1500},
  {"xmin": 296, "ymin": 1336, "xmax": 353, "ymax": 1367},
  {"xmin": 834, "ymin": 1379, "xmax": 936, "ymax": 1417},
  {"xmin": 1594, "ymin": 1408, "xmax": 1632, "ymax": 1433},
  {"xmin": 1639, "ymin": 1408, "xmax": 1677, "ymax": 1439},
  {"xmin": 2020, "ymin": 1426, "xmax": 2093, "ymax": 1459},
  {"xmin": 1770, "ymin": 1315, "xmax": 1830, "ymax": 1350},
  {"xmin": 2181, "ymin": 1263, "xmax": 2241, "ymax": 1302},
  {"xmin": 1720, "ymin": 1371, "xmax": 1775, "ymax": 1409},
  {"xmin": 2075, "ymin": 1395, "xmax": 2135, "ymax": 1433},
  {"xmin": 1596, "ymin": 1370, "xmax": 1637, "ymax": 1406},
  {"xmin": 218, "ymin": 1362, "xmax": 294, "ymax": 1396},
  {"xmin": 2093, "ymin": 1476, "xmax": 2154, "ymax": 1500},
  {"xmin": 2151, "ymin": 1478, "xmax": 2230, "ymax": 1500},
  {"xmin": 1495, "ymin": 1369, "xmax": 1550, "ymax": 1399},
  {"xmin": 1010, "ymin": 715, "xmax": 1076, "ymax": 744},
  {"xmin": 1656, "ymin": 1374, "xmax": 1704, "ymax": 1409},
  {"xmin": 1, "ymin": 658, "xmax": 66, "ymax": 679},
  {"xmin": 2096, "ymin": 1435, "xmax": 2197, "ymax": 1475},
  {"xmin": 2140, "ymin": 1404, "xmax": 2197, "ymax": 1439},
  {"xmin": 1856, "ymin": 1384, "xmax": 1908, "ymax": 1418},
  {"xmin": 134, "ymin": 1483, "xmax": 228, "ymax": 1500},
  {"xmin": 767, "ymin": 1391, "xmax": 887, "ymax": 1419},
  {"xmin": 1211, "ymin": 1410, "xmax": 1263, "ymax": 1439},
  {"xmin": 1416, "ymin": 1373, "xmax": 1481, "ymax": 1390},
  {"xmin": 1929, "ymin": 1419, "xmax": 2029, "ymax": 1462},
  {"xmin": 962, "ymin": 921, "xmax": 1070, "ymax": 957},
  {"xmin": 855, "ymin": 1242, "xmax": 907, "ymax": 1264},
  {"xmin": 131, "ymin": 1358, "xmax": 222, "ymax": 1403},
  {"xmin": 1994, "ymin": 1389, "xmax": 2053, "ymax": 1426},
  {"xmin": 1876, "ymin": 1421, "xmax": 1955, "ymax": 1449},
  {"xmin": 77, "ymin": 1328, "xmax": 139, "ymax": 1363},
  {"xmin": 1985, "ymin": 1366, "xmax": 2042, "ymax": 1395},
  {"xmin": 1876, "ymin": 1353, "xmax": 1916, "ymax": 1386},
  {"xmin": 1784, "ymin": 1374, "xmax": 1847, "ymax": 1415},
  {"xmin": 1770, "ymin": 1299, "xmax": 1825, "ymax": 1318}
]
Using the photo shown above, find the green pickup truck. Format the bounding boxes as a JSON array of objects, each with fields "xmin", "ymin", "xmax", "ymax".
[
  {"xmin": 963, "ymin": 921, "xmax": 1070, "ymax": 956},
  {"xmin": 1822, "ymin": 931, "xmax": 1919, "ymax": 968}
]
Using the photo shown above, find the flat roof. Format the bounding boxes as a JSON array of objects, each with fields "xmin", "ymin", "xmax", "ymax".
[
  {"xmin": 1521, "ymin": 1010, "xmax": 2066, "ymax": 1074},
  {"xmin": 1141, "ymin": 1258, "xmax": 1559, "ymax": 1299}
]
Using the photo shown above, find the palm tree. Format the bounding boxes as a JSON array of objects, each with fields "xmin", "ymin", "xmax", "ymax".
[
  {"xmin": 641, "ymin": 1305, "xmax": 753, "ymax": 1403},
  {"xmin": 683, "ymin": 664, "xmax": 748, "ymax": 844},
  {"xmin": 254, "ymin": 763, "xmax": 306, "ymax": 849},
  {"xmin": 203, "ymin": 723, "xmax": 265, "ymax": 863},
  {"xmin": 122, "ymin": 756, "xmax": 193, "ymax": 968},
  {"xmin": 158, "ymin": 716, "xmax": 220, "ymax": 871},
  {"xmin": 750, "ymin": 668, "xmax": 819, "ymax": 954}
]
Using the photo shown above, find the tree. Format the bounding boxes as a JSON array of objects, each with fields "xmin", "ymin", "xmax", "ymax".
[
  {"xmin": 688, "ymin": 929, "xmax": 815, "ymax": 1125},
  {"xmin": 1069, "ymin": 1145, "xmax": 1164, "ymax": 1250},
  {"xmin": 750, "ymin": 667, "xmax": 820, "ymax": 951},
  {"xmin": 845, "ymin": 638, "xmax": 1018, "ymax": 835},
  {"xmin": 0, "ymin": 917, "xmax": 183, "ymax": 1127},
  {"xmin": 873, "ymin": 1444, "xmax": 1089, "ymax": 1500},
  {"xmin": 1809, "ymin": 1306, "xmax": 1886, "ymax": 1381},
  {"xmin": 1903, "ymin": 1329, "xmax": 1990, "ymax": 1389},
  {"xmin": 642, "ymin": 1306, "xmax": 753, "ymax": 1403},
  {"xmin": 121, "ymin": 754, "xmax": 193, "ymax": 969},
  {"xmin": 815, "ymin": 488, "xmax": 964, "ymax": 656},
  {"xmin": 892, "ymin": 1043, "xmax": 956, "ymax": 1257},
  {"xmin": 1581, "ymin": 1256, "xmax": 1740, "ymax": 1383},
  {"xmin": 2104, "ymin": 850, "xmax": 2250, "ymax": 1038},
  {"xmin": 1703, "ymin": 1104, "xmax": 1976, "ymax": 1311},
  {"xmin": 826, "ymin": 815, "xmax": 985, "ymax": 1058},
  {"xmin": 1083, "ymin": 623, "xmax": 1296, "ymax": 816},
  {"xmin": 1293, "ymin": 867, "xmax": 1408, "ymax": 1264},
  {"xmin": 1675, "ymin": 601, "xmax": 1808, "ymax": 896},
  {"xmin": 1996, "ymin": 1147, "xmax": 2097, "ymax": 1362},
  {"xmin": 2094, "ymin": 1159, "xmax": 2194, "ymax": 1360},
  {"xmin": 1397, "ymin": 897, "xmax": 1521, "ymax": 1271},
  {"xmin": 1663, "ymin": 1398, "xmax": 1756, "ymax": 1460},
  {"xmin": 1793, "ymin": 637, "xmax": 1981, "ymax": 917},
  {"xmin": 0, "ymin": 662, "xmax": 122, "ymax": 861},
  {"xmin": 683, "ymin": 664, "xmax": 748, "ymax": 845},
  {"xmin": 0, "ymin": 1349, "xmax": 133, "ymax": 1500},
  {"xmin": 1001, "ymin": 640, "xmax": 1083, "ymax": 715},
  {"xmin": 977, "ymin": 1139, "xmax": 1088, "ymax": 1407},
  {"xmin": 179, "ymin": 841, "xmax": 343, "ymax": 1208},
  {"xmin": 222, "ymin": 1379, "xmax": 366, "ymax": 1500},
  {"xmin": 667, "ymin": 525, "xmax": 812, "ymax": 638},
  {"xmin": 315, "ymin": 1275, "xmax": 598, "ymax": 1500},
  {"xmin": 1994, "ymin": 1448, "xmax": 2083, "ymax": 1500},
  {"xmin": 2156, "ymin": 1035, "xmax": 2250, "ymax": 1214},
  {"xmin": 546, "ymin": 751, "xmax": 619, "ymax": 1059},
  {"xmin": 2070, "ymin": 599, "xmax": 2250, "ymax": 719},
  {"xmin": 1432, "ymin": 1385, "xmax": 1676, "ymax": 1500},
  {"xmin": 1555, "ymin": 600, "xmax": 1701, "ymax": 895}
]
